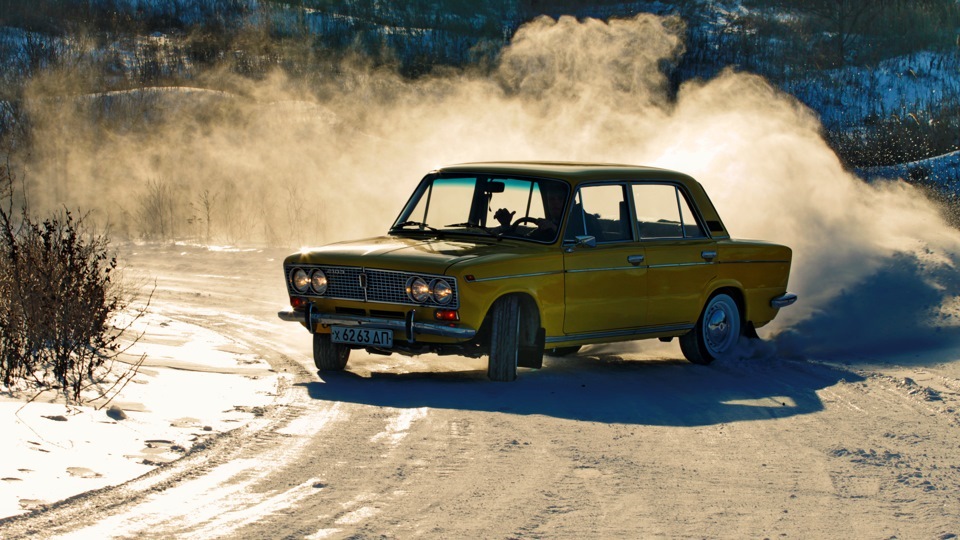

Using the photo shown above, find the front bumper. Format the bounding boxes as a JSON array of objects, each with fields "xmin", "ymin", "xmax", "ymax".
[{"xmin": 278, "ymin": 309, "xmax": 477, "ymax": 341}]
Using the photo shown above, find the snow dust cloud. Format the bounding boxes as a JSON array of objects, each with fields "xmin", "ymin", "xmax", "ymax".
[{"xmin": 13, "ymin": 13, "xmax": 960, "ymax": 358}]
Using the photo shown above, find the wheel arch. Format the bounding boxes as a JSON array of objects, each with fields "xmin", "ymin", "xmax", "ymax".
[
  {"xmin": 680, "ymin": 285, "xmax": 746, "ymax": 365},
  {"xmin": 704, "ymin": 284, "xmax": 746, "ymax": 326},
  {"xmin": 706, "ymin": 285, "xmax": 763, "ymax": 338},
  {"xmin": 478, "ymin": 291, "xmax": 542, "ymax": 339},
  {"xmin": 483, "ymin": 291, "xmax": 546, "ymax": 379}
]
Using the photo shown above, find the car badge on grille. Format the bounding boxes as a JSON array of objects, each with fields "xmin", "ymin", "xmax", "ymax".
[{"xmin": 358, "ymin": 272, "xmax": 367, "ymax": 289}]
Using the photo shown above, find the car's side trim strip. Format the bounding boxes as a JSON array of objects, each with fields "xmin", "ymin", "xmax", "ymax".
[
  {"xmin": 474, "ymin": 260, "xmax": 785, "ymax": 281},
  {"xmin": 468, "ymin": 270, "xmax": 563, "ymax": 282},
  {"xmin": 717, "ymin": 260, "xmax": 791, "ymax": 264},
  {"xmin": 565, "ymin": 266, "xmax": 643, "ymax": 273},
  {"xmin": 546, "ymin": 323, "xmax": 694, "ymax": 344},
  {"xmin": 566, "ymin": 262, "xmax": 714, "ymax": 273},
  {"xmin": 645, "ymin": 262, "xmax": 713, "ymax": 269}
]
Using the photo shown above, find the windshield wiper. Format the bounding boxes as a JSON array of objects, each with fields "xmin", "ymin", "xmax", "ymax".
[
  {"xmin": 391, "ymin": 220, "xmax": 440, "ymax": 232},
  {"xmin": 444, "ymin": 223, "xmax": 502, "ymax": 239}
]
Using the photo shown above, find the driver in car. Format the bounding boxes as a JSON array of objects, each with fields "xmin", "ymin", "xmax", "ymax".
[{"xmin": 493, "ymin": 187, "xmax": 567, "ymax": 240}]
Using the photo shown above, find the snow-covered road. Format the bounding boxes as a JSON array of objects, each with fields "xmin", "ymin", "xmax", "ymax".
[{"xmin": 2, "ymin": 244, "xmax": 959, "ymax": 538}]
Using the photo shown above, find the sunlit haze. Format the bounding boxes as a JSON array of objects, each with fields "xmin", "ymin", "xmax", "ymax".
[{"xmin": 15, "ymin": 13, "xmax": 960, "ymax": 356}]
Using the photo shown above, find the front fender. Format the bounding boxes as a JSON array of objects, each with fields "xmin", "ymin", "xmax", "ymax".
[{"xmin": 454, "ymin": 271, "xmax": 563, "ymax": 336}]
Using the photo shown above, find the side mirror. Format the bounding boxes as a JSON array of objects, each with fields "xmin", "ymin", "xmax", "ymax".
[{"xmin": 574, "ymin": 235, "xmax": 597, "ymax": 248}]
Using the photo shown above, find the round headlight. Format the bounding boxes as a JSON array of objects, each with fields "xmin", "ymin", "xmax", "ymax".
[
  {"xmin": 431, "ymin": 279, "xmax": 453, "ymax": 305},
  {"xmin": 406, "ymin": 276, "xmax": 431, "ymax": 303},
  {"xmin": 290, "ymin": 268, "xmax": 309, "ymax": 294},
  {"xmin": 310, "ymin": 269, "xmax": 328, "ymax": 295}
]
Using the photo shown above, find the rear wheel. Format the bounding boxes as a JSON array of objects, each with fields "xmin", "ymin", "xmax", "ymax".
[
  {"xmin": 313, "ymin": 333, "xmax": 350, "ymax": 371},
  {"xmin": 680, "ymin": 293, "xmax": 741, "ymax": 365},
  {"xmin": 487, "ymin": 296, "xmax": 521, "ymax": 382}
]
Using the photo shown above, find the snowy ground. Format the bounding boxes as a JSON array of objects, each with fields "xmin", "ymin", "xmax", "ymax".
[
  {"xmin": 0, "ymin": 244, "xmax": 959, "ymax": 538},
  {"xmin": 0, "ymin": 299, "xmax": 284, "ymax": 518}
]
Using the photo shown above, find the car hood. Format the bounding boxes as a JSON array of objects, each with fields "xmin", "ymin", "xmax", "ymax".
[{"xmin": 285, "ymin": 235, "xmax": 531, "ymax": 275}]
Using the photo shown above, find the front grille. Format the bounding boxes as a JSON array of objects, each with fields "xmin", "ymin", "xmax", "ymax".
[
  {"xmin": 325, "ymin": 267, "xmax": 365, "ymax": 300},
  {"xmin": 366, "ymin": 269, "xmax": 415, "ymax": 306},
  {"xmin": 285, "ymin": 264, "xmax": 459, "ymax": 309}
]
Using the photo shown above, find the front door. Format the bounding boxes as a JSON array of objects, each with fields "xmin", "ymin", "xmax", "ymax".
[{"xmin": 562, "ymin": 184, "xmax": 647, "ymax": 334}]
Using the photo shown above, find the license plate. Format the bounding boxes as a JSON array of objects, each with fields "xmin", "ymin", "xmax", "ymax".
[{"xmin": 330, "ymin": 326, "xmax": 393, "ymax": 347}]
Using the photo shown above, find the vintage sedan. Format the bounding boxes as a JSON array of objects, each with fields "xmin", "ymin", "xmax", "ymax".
[{"xmin": 278, "ymin": 162, "xmax": 796, "ymax": 381}]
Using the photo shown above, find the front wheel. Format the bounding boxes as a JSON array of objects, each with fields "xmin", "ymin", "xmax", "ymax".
[
  {"xmin": 487, "ymin": 296, "xmax": 521, "ymax": 382},
  {"xmin": 679, "ymin": 293, "xmax": 742, "ymax": 365},
  {"xmin": 313, "ymin": 333, "xmax": 350, "ymax": 371}
]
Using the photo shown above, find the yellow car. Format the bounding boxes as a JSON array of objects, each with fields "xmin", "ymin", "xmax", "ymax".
[{"xmin": 279, "ymin": 162, "xmax": 796, "ymax": 381}]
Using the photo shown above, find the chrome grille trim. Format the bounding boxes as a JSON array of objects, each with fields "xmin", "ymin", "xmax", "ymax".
[{"xmin": 284, "ymin": 264, "xmax": 459, "ymax": 309}]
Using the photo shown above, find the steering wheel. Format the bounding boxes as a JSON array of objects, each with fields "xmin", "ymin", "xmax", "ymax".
[{"xmin": 511, "ymin": 217, "xmax": 541, "ymax": 228}]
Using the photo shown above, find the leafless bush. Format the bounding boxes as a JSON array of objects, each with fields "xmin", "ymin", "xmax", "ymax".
[
  {"xmin": 0, "ymin": 162, "xmax": 143, "ymax": 403},
  {"xmin": 217, "ymin": 180, "xmax": 251, "ymax": 244},
  {"xmin": 136, "ymin": 177, "xmax": 179, "ymax": 240},
  {"xmin": 189, "ymin": 188, "xmax": 218, "ymax": 244}
]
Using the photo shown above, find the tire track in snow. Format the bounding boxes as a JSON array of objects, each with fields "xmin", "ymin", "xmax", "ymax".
[
  {"xmin": 55, "ymin": 401, "xmax": 348, "ymax": 539},
  {"xmin": 816, "ymin": 365, "xmax": 960, "ymax": 536},
  {"xmin": 369, "ymin": 407, "xmax": 429, "ymax": 447}
]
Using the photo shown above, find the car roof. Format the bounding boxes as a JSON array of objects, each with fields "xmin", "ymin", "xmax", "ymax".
[
  {"xmin": 433, "ymin": 161, "xmax": 729, "ymax": 239},
  {"xmin": 434, "ymin": 161, "xmax": 696, "ymax": 186}
]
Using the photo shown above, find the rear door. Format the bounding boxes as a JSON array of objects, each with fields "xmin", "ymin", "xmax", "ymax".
[{"xmin": 632, "ymin": 183, "xmax": 717, "ymax": 326}]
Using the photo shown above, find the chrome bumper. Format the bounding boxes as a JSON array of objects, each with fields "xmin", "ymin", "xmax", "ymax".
[
  {"xmin": 770, "ymin": 293, "xmax": 798, "ymax": 309},
  {"xmin": 277, "ymin": 309, "xmax": 477, "ymax": 341}
]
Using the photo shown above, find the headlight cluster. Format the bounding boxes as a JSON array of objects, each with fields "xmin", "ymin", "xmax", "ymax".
[
  {"xmin": 290, "ymin": 267, "xmax": 327, "ymax": 295},
  {"xmin": 406, "ymin": 276, "xmax": 453, "ymax": 305}
]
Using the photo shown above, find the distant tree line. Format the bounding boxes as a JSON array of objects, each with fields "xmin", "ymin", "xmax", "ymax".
[
  {"xmin": 745, "ymin": 0, "xmax": 960, "ymax": 67},
  {"xmin": 0, "ymin": 0, "xmax": 254, "ymax": 34},
  {"xmin": 2, "ymin": 0, "xmax": 956, "ymax": 72},
  {"xmin": 0, "ymin": 0, "xmax": 958, "ymax": 200}
]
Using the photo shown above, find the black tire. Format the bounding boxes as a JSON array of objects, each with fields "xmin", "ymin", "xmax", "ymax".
[
  {"xmin": 487, "ymin": 296, "xmax": 521, "ymax": 382},
  {"xmin": 679, "ymin": 293, "xmax": 742, "ymax": 365},
  {"xmin": 546, "ymin": 346, "xmax": 581, "ymax": 357},
  {"xmin": 313, "ymin": 333, "xmax": 350, "ymax": 371}
]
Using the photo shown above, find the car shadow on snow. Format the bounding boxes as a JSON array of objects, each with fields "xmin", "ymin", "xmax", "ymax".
[{"xmin": 299, "ymin": 350, "xmax": 861, "ymax": 427}]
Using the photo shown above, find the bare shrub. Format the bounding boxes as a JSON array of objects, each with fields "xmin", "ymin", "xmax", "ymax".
[
  {"xmin": 136, "ymin": 177, "xmax": 178, "ymax": 240},
  {"xmin": 0, "ymin": 162, "xmax": 143, "ymax": 403},
  {"xmin": 189, "ymin": 188, "xmax": 218, "ymax": 244},
  {"xmin": 218, "ymin": 180, "xmax": 252, "ymax": 244}
]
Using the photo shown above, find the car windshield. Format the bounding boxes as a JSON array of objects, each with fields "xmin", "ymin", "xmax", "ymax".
[{"xmin": 391, "ymin": 175, "xmax": 570, "ymax": 243}]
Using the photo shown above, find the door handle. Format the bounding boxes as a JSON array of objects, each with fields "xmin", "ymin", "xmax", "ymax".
[
  {"xmin": 701, "ymin": 250, "xmax": 717, "ymax": 261},
  {"xmin": 627, "ymin": 254, "xmax": 645, "ymax": 266}
]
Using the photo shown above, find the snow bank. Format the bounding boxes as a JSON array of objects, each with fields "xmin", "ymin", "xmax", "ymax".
[{"xmin": 0, "ymin": 310, "xmax": 282, "ymax": 519}]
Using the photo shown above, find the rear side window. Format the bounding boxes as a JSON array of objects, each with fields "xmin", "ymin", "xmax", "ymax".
[
  {"xmin": 564, "ymin": 184, "xmax": 633, "ymax": 244},
  {"xmin": 632, "ymin": 184, "xmax": 705, "ymax": 240}
]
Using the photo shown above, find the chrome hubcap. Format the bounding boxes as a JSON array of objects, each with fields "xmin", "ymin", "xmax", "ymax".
[
  {"xmin": 703, "ymin": 297, "xmax": 738, "ymax": 355},
  {"xmin": 706, "ymin": 309, "xmax": 728, "ymax": 344}
]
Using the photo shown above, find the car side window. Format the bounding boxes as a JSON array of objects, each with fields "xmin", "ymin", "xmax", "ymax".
[
  {"xmin": 564, "ymin": 184, "xmax": 632, "ymax": 243},
  {"xmin": 632, "ymin": 184, "xmax": 706, "ymax": 239}
]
